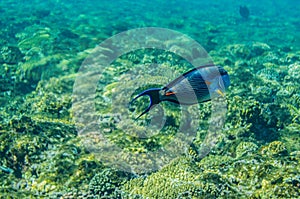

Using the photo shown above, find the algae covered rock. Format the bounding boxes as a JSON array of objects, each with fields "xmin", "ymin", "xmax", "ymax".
[
  {"xmin": 236, "ymin": 141, "xmax": 258, "ymax": 158},
  {"xmin": 225, "ymin": 42, "xmax": 270, "ymax": 60},
  {"xmin": 0, "ymin": 46, "xmax": 23, "ymax": 64},
  {"xmin": 23, "ymin": 74, "xmax": 75, "ymax": 120},
  {"xmin": 261, "ymin": 141, "xmax": 288, "ymax": 157},
  {"xmin": 280, "ymin": 123, "xmax": 300, "ymax": 152},
  {"xmin": 286, "ymin": 62, "xmax": 300, "ymax": 81}
]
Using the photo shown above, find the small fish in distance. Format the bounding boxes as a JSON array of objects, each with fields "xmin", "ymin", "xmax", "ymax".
[
  {"xmin": 130, "ymin": 65, "xmax": 230, "ymax": 119},
  {"xmin": 239, "ymin": 5, "xmax": 250, "ymax": 19}
]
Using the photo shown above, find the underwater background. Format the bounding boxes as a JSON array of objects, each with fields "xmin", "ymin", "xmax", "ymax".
[{"xmin": 0, "ymin": 0, "xmax": 300, "ymax": 198}]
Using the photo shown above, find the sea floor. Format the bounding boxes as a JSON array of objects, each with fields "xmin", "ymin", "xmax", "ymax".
[{"xmin": 0, "ymin": 0, "xmax": 299, "ymax": 198}]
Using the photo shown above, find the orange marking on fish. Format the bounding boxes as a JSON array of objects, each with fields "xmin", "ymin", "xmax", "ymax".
[
  {"xmin": 166, "ymin": 91, "xmax": 176, "ymax": 96},
  {"xmin": 205, "ymin": 81, "xmax": 211, "ymax": 85}
]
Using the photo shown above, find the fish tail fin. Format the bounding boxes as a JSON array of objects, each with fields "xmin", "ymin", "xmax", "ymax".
[{"xmin": 130, "ymin": 88, "xmax": 161, "ymax": 119}]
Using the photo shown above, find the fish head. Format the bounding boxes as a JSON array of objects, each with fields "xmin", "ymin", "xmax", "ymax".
[
  {"xmin": 219, "ymin": 72, "xmax": 230, "ymax": 90},
  {"xmin": 206, "ymin": 68, "xmax": 230, "ymax": 98}
]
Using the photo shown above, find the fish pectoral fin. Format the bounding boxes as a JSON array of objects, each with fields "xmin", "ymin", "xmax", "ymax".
[{"xmin": 165, "ymin": 91, "xmax": 176, "ymax": 96}]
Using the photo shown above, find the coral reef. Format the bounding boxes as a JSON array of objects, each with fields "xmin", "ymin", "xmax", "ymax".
[
  {"xmin": 0, "ymin": 74, "xmax": 104, "ymax": 197},
  {"xmin": 122, "ymin": 150, "xmax": 299, "ymax": 198},
  {"xmin": 0, "ymin": 0, "xmax": 299, "ymax": 198},
  {"xmin": 88, "ymin": 168, "xmax": 132, "ymax": 198}
]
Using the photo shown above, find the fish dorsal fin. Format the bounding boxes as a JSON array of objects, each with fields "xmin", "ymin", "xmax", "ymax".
[{"xmin": 163, "ymin": 64, "xmax": 216, "ymax": 90}]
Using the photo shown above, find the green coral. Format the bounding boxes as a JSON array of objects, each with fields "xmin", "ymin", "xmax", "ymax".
[
  {"xmin": 122, "ymin": 157, "xmax": 239, "ymax": 198},
  {"xmin": 235, "ymin": 141, "xmax": 258, "ymax": 158},
  {"xmin": 0, "ymin": 73, "xmax": 104, "ymax": 197},
  {"xmin": 122, "ymin": 157, "xmax": 203, "ymax": 198},
  {"xmin": 0, "ymin": 46, "xmax": 23, "ymax": 64},
  {"xmin": 88, "ymin": 168, "xmax": 128, "ymax": 198},
  {"xmin": 261, "ymin": 141, "xmax": 288, "ymax": 157},
  {"xmin": 121, "ymin": 148, "xmax": 299, "ymax": 198},
  {"xmin": 27, "ymin": 74, "xmax": 75, "ymax": 120},
  {"xmin": 1, "ymin": 41, "xmax": 299, "ymax": 198}
]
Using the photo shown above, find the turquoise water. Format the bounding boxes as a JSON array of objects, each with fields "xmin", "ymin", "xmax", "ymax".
[{"xmin": 0, "ymin": 0, "xmax": 299, "ymax": 198}]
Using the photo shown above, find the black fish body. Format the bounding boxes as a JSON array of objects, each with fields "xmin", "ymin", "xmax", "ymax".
[
  {"xmin": 239, "ymin": 6, "xmax": 250, "ymax": 19},
  {"xmin": 131, "ymin": 65, "xmax": 230, "ymax": 118}
]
